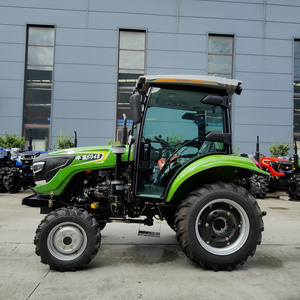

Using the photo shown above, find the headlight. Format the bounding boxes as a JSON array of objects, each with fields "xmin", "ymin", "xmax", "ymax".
[{"xmin": 33, "ymin": 162, "xmax": 45, "ymax": 174}]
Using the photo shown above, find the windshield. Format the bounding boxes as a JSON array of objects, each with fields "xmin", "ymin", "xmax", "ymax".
[{"xmin": 136, "ymin": 86, "xmax": 227, "ymax": 198}]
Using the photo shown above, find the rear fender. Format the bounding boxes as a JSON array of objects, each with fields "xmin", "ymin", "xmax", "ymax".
[{"xmin": 166, "ymin": 154, "xmax": 269, "ymax": 202}]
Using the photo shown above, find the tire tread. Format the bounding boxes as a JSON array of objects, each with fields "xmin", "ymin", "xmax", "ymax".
[
  {"xmin": 34, "ymin": 207, "xmax": 101, "ymax": 271},
  {"xmin": 175, "ymin": 182, "xmax": 264, "ymax": 271}
]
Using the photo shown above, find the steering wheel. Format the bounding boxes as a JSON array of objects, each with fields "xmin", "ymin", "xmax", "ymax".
[
  {"xmin": 154, "ymin": 136, "xmax": 175, "ymax": 151},
  {"xmin": 156, "ymin": 136, "xmax": 201, "ymax": 183},
  {"xmin": 167, "ymin": 136, "xmax": 200, "ymax": 159}
]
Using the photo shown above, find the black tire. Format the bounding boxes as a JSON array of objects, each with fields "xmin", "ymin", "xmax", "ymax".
[
  {"xmin": 0, "ymin": 167, "xmax": 8, "ymax": 193},
  {"xmin": 175, "ymin": 182, "xmax": 264, "ymax": 271},
  {"xmin": 164, "ymin": 206, "xmax": 177, "ymax": 231},
  {"xmin": 98, "ymin": 221, "xmax": 107, "ymax": 231},
  {"xmin": 165, "ymin": 216, "xmax": 176, "ymax": 231},
  {"xmin": 247, "ymin": 175, "xmax": 258, "ymax": 198},
  {"xmin": 256, "ymin": 176, "xmax": 268, "ymax": 199},
  {"xmin": 288, "ymin": 174, "xmax": 300, "ymax": 200},
  {"xmin": 4, "ymin": 167, "xmax": 20, "ymax": 193},
  {"xmin": 34, "ymin": 207, "xmax": 101, "ymax": 271}
]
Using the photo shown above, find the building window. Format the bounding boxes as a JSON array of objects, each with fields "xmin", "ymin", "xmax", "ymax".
[
  {"xmin": 117, "ymin": 30, "xmax": 146, "ymax": 140},
  {"xmin": 207, "ymin": 34, "xmax": 234, "ymax": 79},
  {"xmin": 294, "ymin": 40, "xmax": 300, "ymax": 139},
  {"xmin": 23, "ymin": 25, "xmax": 55, "ymax": 150}
]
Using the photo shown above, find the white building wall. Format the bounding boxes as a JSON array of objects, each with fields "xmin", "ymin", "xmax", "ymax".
[
  {"xmin": 0, "ymin": 22, "xmax": 25, "ymax": 137},
  {"xmin": 0, "ymin": 0, "xmax": 299, "ymax": 155}
]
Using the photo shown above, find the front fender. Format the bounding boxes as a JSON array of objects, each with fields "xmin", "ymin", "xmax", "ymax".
[{"xmin": 166, "ymin": 154, "xmax": 269, "ymax": 202}]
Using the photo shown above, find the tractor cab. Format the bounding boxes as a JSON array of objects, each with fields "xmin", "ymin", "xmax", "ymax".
[{"xmin": 128, "ymin": 75, "xmax": 240, "ymax": 199}]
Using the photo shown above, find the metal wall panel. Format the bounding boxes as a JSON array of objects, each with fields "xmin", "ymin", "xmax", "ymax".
[
  {"xmin": 180, "ymin": 0, "xmax": 264, "ymax": 21},
  {"xmin": 52, "ymin": 100, "xmax": 115, "ymax": 120},
  {"xmin": 55, "ymin": 28, "xmax": 118, "ymax": 48},
  {"xmin": 52, "ymin": 82, "xmax": 116, "ymax": 102},
  {"xmin": 0, "ymin": 0, "xmax": 299, "ymax": 154},
  {"xmin": 147, "ymin": 33, "xmax": 206, "ymax": 52},
  {"xmin": 234, "ymin": 90, "xmax": 292, "ymax": 109},
  {"xmin": 236, "ymin": 38, "xmax": 292, "ymax": 57},
  {"xmin": 51, "ymin": 118, "xmax": 115, "ymax": 148},
  {"xmin": 89, "ymin": 0, "xmax": 177, "ymax": 16}
]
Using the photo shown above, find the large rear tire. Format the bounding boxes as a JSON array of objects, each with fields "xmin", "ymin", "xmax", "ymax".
[
  {"xmin": 34, "ymin": 207, "xmax": 101, "ymax": 271},
  {"xmin": 175, "ymin": 182, "xmax": 264, "ymax": 271}
]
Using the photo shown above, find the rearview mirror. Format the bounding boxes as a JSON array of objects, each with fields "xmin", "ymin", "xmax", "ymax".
[
  {"xmin": 205, "ymin": 132, "xmax": 231, "ymax": 145},
  {"xmin": 130, "ymin": 93, "xmax": 142, "ymax": 124},
  {"xmin": 202, "ymin": 95, "xmax": 228, "ymax": 107}
]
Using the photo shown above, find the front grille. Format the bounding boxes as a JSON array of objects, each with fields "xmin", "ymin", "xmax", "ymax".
[{"xmin": 33, "ymin": 154, "xmax": 75, "ymax": 183}]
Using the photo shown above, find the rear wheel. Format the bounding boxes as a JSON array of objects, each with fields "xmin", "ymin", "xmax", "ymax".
[
  {"xmin": 34, "ymin": 207, "xmax": 101, "ymax": 271},
  {"xmin": 288, "ymin": 174, "xmax": 300, "ymax": 200},
  {"xmin": 175, "ymin": 182, "xmax": 264, "ymax": 271},
  {"xmin": 4, "ymin": 167, "xmax": 20, "ymax": 193},
  {"xmin": 256, "ymin": 176, "xmax": 268, "ymax": 199},
  {"xmin": 247, "ymin": 175, "xmax": 258, "ymax": 198},
  {"xmin": 164, "ymin": 206, "xmax": 177, "ymax": 231}
]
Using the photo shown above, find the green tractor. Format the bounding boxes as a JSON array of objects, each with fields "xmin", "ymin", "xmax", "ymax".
[{"xmin": 23, "ymin": 75, "xmax": 268, "ymax": 271}]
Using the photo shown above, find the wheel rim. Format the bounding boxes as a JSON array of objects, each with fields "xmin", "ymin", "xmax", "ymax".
[
  {"xmin": 195, "ymin": 199, "xmax": 250, "ymax": 256},
  {"xmin": 47, "ymin": 222, "xmax": 87, "ymax": 261}
]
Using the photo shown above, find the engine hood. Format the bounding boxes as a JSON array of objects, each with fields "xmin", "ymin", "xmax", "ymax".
[{"xmin": 33, "ymin": 145, "xmax": 130, "ymax": 194}]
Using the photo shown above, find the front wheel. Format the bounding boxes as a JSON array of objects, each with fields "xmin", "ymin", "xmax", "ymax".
[
  {"xmin": 0, "ymin": 167, "xmax": 8, "ymax": 192},
  {"xmin": 175, "ymin": 182, "xmax": 264, "ymax": 271},
  {"xmin": 34, "ymin": 207, "xmax": 101, "ymax": 271}
]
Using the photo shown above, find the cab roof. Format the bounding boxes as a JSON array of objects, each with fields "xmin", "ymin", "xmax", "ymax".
[{"xmin": 136, "ymin": 75, "xmax": 242, "ymax": 96}]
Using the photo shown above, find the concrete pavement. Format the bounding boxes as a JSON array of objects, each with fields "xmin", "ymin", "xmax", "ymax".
[{"xmin": 1, "ymin": 190, "xmax": 300, "ymax": 300}]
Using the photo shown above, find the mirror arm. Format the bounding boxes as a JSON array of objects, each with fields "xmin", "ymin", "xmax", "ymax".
[{"xmin": 121, "ymin": 114, "xmax": 128, "ymax": 145}]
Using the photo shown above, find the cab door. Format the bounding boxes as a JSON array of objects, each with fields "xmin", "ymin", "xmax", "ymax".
[{"xmin": 134, "ymin": 86, "xmax": 227, "ymax": 199}]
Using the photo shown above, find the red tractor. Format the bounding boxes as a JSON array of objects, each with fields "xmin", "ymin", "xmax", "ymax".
[
  {"xmin": 255, "ymin": 136, "xmax": 293, "ymax": 194},
  {"xmin": 259, "ymin": 156, "xmax": 293, "ymax": 192}
]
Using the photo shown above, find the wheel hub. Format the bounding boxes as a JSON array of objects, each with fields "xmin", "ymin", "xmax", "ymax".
[
  {"xmin": 51, "ymin": 225, "xmax": 84, "ymax": 255},
  {"xmin": 202, "ymin": 207, "xmax": 238, "ymax": 246},
  {"xmin": 212, "ymin": 217, "xmax": 228, "ymax": 235},
  {"xmin": 196, "ymin": 199, "xmax": 250, "ymax": 255}
]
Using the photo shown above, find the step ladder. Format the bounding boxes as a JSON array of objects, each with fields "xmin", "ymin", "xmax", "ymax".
[{"xmin": 138, "ymin": 203, "xmax": 162, "ymax": 238}]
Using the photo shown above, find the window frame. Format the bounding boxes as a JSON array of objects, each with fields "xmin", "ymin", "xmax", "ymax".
[
  {"xmin": 23, "ymin": 25, "xmax": 55, "ymax": 150},
  {"xmin": 116, "ymin": 29, "xmax": 146, "ymax": 141},
  {"xmin": 207, "ymin": 34, "xmax": 234, "ymax": 79}
]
